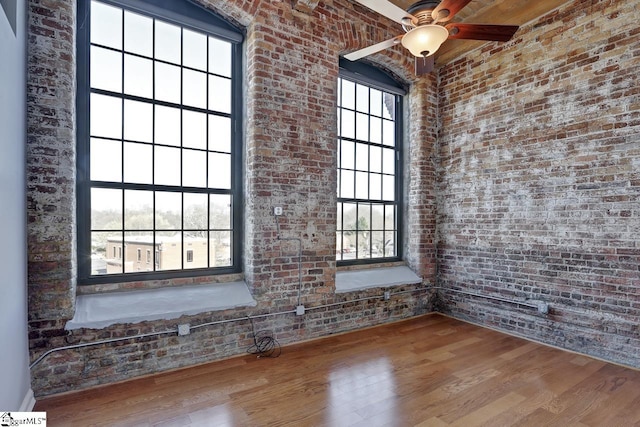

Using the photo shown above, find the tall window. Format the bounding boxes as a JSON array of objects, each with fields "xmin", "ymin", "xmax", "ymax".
[
  {"xmin": 337, "ymin": 61, "xmax": 405, "ymax": 264},
  {"xmin": 77, "ymin": 0, "xmax": 243, "ymax": 283}
]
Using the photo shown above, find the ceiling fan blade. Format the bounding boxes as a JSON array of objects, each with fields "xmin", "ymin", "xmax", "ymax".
[
  {"xmin": 354, "ymin": 0, "xmax": 416, "ymax": 25},
  {"xmin": 445, "ymin": 23, "xmax": 519, "ymax": 42},
  {"xmin": 344, "ymin": 36, "xmax": 402, "ymax": 61},
  {"xmin": 431, "ymin": 0, "xmax": 472, "ymax": 23},
  {"xmin": 415, "ymin": 55, "xmax": 434, "ymax": 75}
]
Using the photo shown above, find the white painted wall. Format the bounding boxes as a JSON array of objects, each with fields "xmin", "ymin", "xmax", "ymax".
[{"xmin": 0, "ymin": 0, "xmax": 31, "ymax": 411}]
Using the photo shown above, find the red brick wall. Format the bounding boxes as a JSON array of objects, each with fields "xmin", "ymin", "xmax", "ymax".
[
  {"xmin": 26, "ymin": 0, "xmax": 438, "ymax": 395},
  {"xmin": 27, "ymin": 0, "xmax": 77, "ymax": 322},
  {"xmin": 437, "ymin": 0, "xmax": 640, "ymax": 366}
]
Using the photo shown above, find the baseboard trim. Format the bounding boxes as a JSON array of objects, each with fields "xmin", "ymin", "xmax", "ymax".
[{"xmin": 19, "ymin": 388, "xmax": 36, "ymax": 412}]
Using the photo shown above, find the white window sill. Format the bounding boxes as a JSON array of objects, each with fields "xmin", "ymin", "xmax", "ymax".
[
  {"xmin": 66, "ymin": 281, "xmax": 256, "ymax": 330},
  {"xmin": 335, "ymin": 266, "xmax": 422, "ymax": 293}
]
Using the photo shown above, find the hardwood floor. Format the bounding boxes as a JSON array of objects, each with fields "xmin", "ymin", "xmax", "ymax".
[{"xmin": 35, "ymin": 314, "xmax": 640, "ymax": 426}]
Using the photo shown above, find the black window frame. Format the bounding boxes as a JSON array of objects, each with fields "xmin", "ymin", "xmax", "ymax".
[
  {"xmin": 76, "ymin": 0, "xmax": 244, "ymax": 285},
  {"xmin": 337, "ymin": 59, "xmax": 406, "ymax": 266}
]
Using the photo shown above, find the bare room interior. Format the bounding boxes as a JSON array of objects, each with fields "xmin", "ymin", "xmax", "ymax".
[{"xmin": 2, "ymin": 0, "xmax": 639, "ymax": 425}]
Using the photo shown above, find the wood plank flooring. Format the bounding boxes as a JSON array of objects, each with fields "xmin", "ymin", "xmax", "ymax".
[{"xmin": 35, "ymin": 314, "xmax": 640, "ymax": 426}]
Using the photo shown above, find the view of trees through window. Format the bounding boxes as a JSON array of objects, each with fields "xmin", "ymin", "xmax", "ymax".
[
  {"xmin": 82, "ymin": 0, "xmax": 237, "ymax": 277},
  {"xmin": 337, "ymin": 76, "xmax": 400, "ymax": 262}
]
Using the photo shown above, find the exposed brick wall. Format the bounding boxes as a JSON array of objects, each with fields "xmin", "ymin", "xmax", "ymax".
[
  {"xmin": 437, "ymin": 0, "xmax": 640, "ymax": 366},
  {"xmin": 26, "ymin": 0, "xmax": 437, "ymax": 396},
  {"xmin": 27, "ymin": 0, "xmax": 77, "ymax": 321}
]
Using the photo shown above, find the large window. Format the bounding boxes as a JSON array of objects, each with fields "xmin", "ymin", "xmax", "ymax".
[
  {"xmin": 77, "ymin": 0, "xmax": 243, "ymax": 283},
  {"xmin": 337, "ymin": 61, "xmax": 405, "ymax": 264}
]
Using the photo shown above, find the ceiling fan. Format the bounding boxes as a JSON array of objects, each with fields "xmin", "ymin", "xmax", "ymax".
[{"xmin": 345, "ymin": 0, "xmax": 519, "ymax": 75}]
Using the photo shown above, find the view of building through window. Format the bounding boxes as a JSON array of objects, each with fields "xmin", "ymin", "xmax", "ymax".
[
  {"xmin": 336, "ymin": 76, "xmax": 400, "ymax": 262},
  {"xmin": 84, "ymin": 0, "xmax": 237, "ymax": 277}
]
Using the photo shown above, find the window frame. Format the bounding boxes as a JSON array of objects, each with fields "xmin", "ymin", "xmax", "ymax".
[
  {"xmin": 337, "ymin": 59, "xmax": 406, "ymax": 266},
  {"xmin": 76, "ymin": 0, "xmax": 244, "ymax": 285}
]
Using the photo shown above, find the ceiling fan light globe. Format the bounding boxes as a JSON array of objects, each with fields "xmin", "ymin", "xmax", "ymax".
[{"xmin": 401, "ymin": 24, "xmax": 449, "ymax": 57}]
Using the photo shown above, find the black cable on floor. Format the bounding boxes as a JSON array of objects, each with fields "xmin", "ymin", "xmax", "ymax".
[{"xmin": 246, "ymin": 316, "xmax": 281, "ymax": 358}]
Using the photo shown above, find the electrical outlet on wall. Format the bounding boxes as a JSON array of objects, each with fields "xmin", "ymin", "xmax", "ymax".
[
  {"xmin": 274, "ymin": 206, "xmax": 283, "ymax": 216},
  {"xmin": 178, "ymin": 324, "xmax": 190, "ymax": 336}
]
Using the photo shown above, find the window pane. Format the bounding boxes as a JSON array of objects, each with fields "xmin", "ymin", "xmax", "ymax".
[
  {"xmin": 184, "ymin": 233, "xmax": 208, "ymax": 269},
  {"xmin": 154, "ymin": 105, "xmax": 181, "ymax": 147},
  {"xmin": 124, "ymin": 189, "xmax": 153, "ymax": 230},
  {"xmin": 210, "ymin": 231, "xmax": 231, "ymax": 267},
  {"xmin": 154, "ymin": 146, "xmax": 181, "ymax": 186},
  {"xmin": 340, "ymin": 170, "xmax": 354, "ymax": 199},
  {"xmin": 208, "ymin": 75, "xmax": 231, "ymax": 114},
  {"xmin": 92, "ymin": 231, "xmax": 121, "ymax": 274},
  {"xmin": 156, "ymin": 191, "xmax": 181, "ymax": 230},
  {"xmin": 370, "ymin": 116, "xmax": 382, "ymax": 144},
  {"xmin": 91, "ymin": 46, "xmax": 121, "ymax": 92},
  {"xmin": 156, "ymin": 231, "xmax": 182, "ymax": 271},
  {"xmin": 209, "ymin": 37, "xmax": 231, "ymax": 77},
  {"xmin": 124, "ymin": 100, "xmax": 153, "ymax": 142},
  {"xmin": 357, "ymin": 203, "xmax": 371, "ymax": 229},
  {"xmin": 183, "ymin": 110, "xmax": 207, "ymax": 149},
  {"xmin": 209, "ymin": 115, "xmax": 231, "ymax": 153},
  {"xmin": 183, "ymin": 69, "xmax": 207, "ymax": 109},
  {"xmin": 385, "ymin": 205, "xmax": 396, "ymax": 230},
  {"xmin": 356, "ymin": 84, "xmax": 368, "ymax": 113},
  {"xmin": 155, "ymin": 21, "xmax": 181, "ymax": 64},
  {"xmin": 91, "ymin": 188, "xmax": 122, "ymax": 230},
  {"xmin": 210, "ymin": 194, "xmax": 231, "ymax": 229},
  {"xmin": 124, "ymin": 55, "xmax": 153, "ymax": 98},
  {"xmin": 342, "ymin": 202, "xmax": 357, "ymax": 231},
  {"xmin": 370, "ymin": 89, "xmax": 382, "ymax": 117},
  {"xmin": 382, "ymin": 147, "xmax": 395, "ymax": 175},
  {"xmin": 356, "ymin": 231, "xmax": 369, "ymax": 258},
  {"xmin": 384, "ymin": 232, "xmax": 396, "ymax": 257},
  {"xmin": 340, "ymin": 109, "xmax": 354, "ymax": 139},
  {"xmin": 184, "ymin": 193, "xmax": 208, "ymax": 230},
  {"xmin": 124, "ymin": 232, "xmax": 153, "ymax": 272},
  {"xmin": 124, "ymin": 10, "xmax": 152, "ymax": 56},
  {"xmin": 369, "ymin": 174, "xmax": 381, "ymax": 200},
  {"xmin": 372, "ymin": 204, "xmax": 384, "ymax": 229},
  {"xmin": 382, "ymin": 175, "xmax": 395, "ymax": 201},
  {"xmin": 355, "ymin": 171, "xmax": 368, "ymax": 199},
  {"xmin": 90, "ymin": 94, "xmax": 121, "ymax": 139},
  {"xmin": 341, "ymin": 79, "xmax": 355, "ymax": 109},
  {"xmin": 355, "ymin": 143, "xmax": 368, "ymax": 171},
  {"xmin": 383, "ymin": 119, "xmax": 395, "ymax": 146},
  {"xmin": 340, "ymin": 140, "xmax": 354, "ymax": 170},
  {"xmin": 371, "ymin": 231, "xmax": 384, "ymax": 258},
  {"xmin": 370, "ymin": 146, "xmax": 382, "ymax": 173},
  {"xmin": 183, "ymin": 29, "xmax": 207, "ymax": 71},
  {"xmin": 183, "ymin": 149, "xmax": 207, "ymax": 188},
  {"xmin": 91, "ymin": 138, "xmax": 122, "ymax": 182},
  {"xmin": 91, "ymin": 0, "xmax": 122, "ymax": 49},
  {"xmin": 208, "ymin": 152, "xmax": 231, "ymax": 189},
  {"xmin": 356, "ymin": 113, "xmax": 368, "ymax": 141},
  {"xmin": 123, "ymin": 142, "xmax": 152, "ymax": 184},
  {"xmin": 155, "ymin": 62, "xmax": 181, "ymax": 104},
  {"xmin": 382, "ymin": 94, "xmax": 394, "ymax": 120}
]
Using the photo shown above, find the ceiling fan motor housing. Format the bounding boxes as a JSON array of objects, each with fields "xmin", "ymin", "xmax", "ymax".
[{"xmin": 407, "ymin": 0, "xmax": 442, "ymax": 25}]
